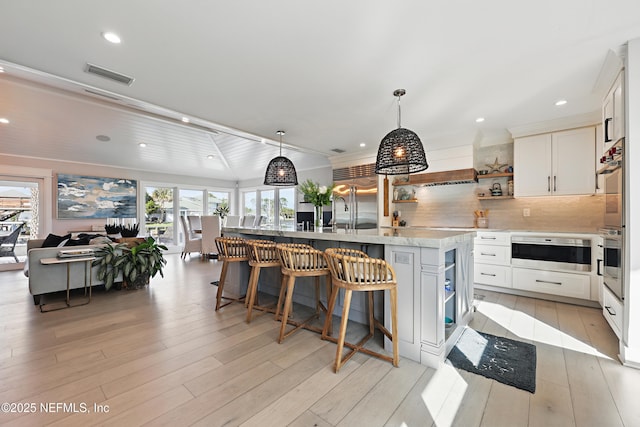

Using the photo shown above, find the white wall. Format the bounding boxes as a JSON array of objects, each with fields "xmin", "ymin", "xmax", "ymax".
[{"xmin": 0, "ymin": 154, "xmax": 236, "ymax": 237}]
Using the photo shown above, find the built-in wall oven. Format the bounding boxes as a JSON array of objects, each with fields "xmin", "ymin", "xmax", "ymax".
[
  {"xmin": 511, "ymin": 236, "xmax": 592, "ymax": 272},
  {"xmin": 598, "ymin": 138, "xmax": 624, "ymax": 300}
]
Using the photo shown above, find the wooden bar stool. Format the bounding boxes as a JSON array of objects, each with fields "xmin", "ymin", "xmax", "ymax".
[
  {"xmin": 275, "ymin": 243, "xmax": 332, "ymax": 343},
  {"xmin": 323, "ymin": 247, "xmax": 399, "ymax": 373},
  {"xmin": 245, "ymin": 239, "xmax": 281, "ymax": 323},
  {"xmin": 214, "ymin": 236, "xmax": 249, "ymax": 310}
]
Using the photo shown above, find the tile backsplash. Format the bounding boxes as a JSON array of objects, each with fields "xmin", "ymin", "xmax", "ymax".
[{"xmin": 391, "ymin": 183, "xmax": 604, "ymax": 232}]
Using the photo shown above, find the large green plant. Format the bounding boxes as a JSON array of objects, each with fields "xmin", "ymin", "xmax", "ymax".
[
  {"xmin": 92, "ymin": 242, "xmax": 127, "ymax": 290},
  {"xmin": 121, "ymin": 237, "xmax": 168, "ymax": 288},
  {"xmin": 92, "ymin": 237, "xmax": 167, "ymax": 290}
]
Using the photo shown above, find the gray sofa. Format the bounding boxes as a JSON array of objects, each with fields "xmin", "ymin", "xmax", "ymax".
[{"xmin": 25, "ymin": 238, "xmax": 118, "ymax": 305}]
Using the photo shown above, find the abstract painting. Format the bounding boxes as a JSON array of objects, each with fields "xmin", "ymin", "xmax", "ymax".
[{"xmin": 57, "ymin": 174, "xmax": 137, "ymax": 219}]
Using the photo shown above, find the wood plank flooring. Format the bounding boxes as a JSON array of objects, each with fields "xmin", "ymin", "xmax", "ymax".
[{"xmin": 1, "ymin": 253, "xmax": 639, "ymax": 426}]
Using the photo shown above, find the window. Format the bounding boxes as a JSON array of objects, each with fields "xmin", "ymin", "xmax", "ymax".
[
  {"xmin": 278, "ymin": 187, "xmax": 295, "ymax": 228},
  {"xmin": 179, "ymin": 188, "xmax": 204, "ymax": 217},
  {"xmin": 207, "ymin": 191, "xmax": 229, "ymax": 215},
  {"xmin": 243, "ymin": 191, "xmax": 256, "ymax": 216},
  {"xmin": 144, "ymin": 186, "xmax": 174, "ymax": 246}
]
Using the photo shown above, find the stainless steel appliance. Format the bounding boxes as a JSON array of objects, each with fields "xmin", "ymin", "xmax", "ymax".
[
  {"xmin": 332, "ymin": 176, "xmax": 378, "ymax": 229},
  {"xmin": 511, "ymin": 236, "xmax": 592, "ymax": 272},
  {"xmin": 598, "ymin": 138, "xmax": 624, "ymax": 299}
]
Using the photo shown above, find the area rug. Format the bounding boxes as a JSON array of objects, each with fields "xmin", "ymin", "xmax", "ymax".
[{"xmin": 447, "ymin": 328, "xmax": 536, "ymax": 393}]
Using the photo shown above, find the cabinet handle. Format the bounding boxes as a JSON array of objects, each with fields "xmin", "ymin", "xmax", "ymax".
[
  {"xmin": 480, "ymin": 252, "xmax": 496, "ymax": 256},
  {"xmin": 481, "ymin": 272, "xmax": 496, "ymax": 277},
  {"xmin": 604, "ymin": 117, "xmax": 612, "ymax": 142},
  {"xmin": 535, "ymin": 279, "xmax": 562, "ymax": 286},
  {"xmin": 548, "ymin": 176, "xmax": 551, "ymax": 192},
  {"xmin": 604, "ymin": 305, "xmax": 616, "ymax": 316},
  {"xmin": 554, "ymin": 176, "xmax": 557, "ymax": 192},
  {"xmin": 597, "ymin": 259, "xmax": 603, "ymax": 276},
  {"xmin": 480, "ymin": 236, "xmax": 496, "ymax": 240}
]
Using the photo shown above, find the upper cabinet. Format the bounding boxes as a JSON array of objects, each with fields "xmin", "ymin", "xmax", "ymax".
[
  {"xmin": 514, "ymin": 127, "xmax": 596, "ymax": 197},
  {"xmin": 602, "ymin": 70, "xmax": 625, "ymax": 148}
]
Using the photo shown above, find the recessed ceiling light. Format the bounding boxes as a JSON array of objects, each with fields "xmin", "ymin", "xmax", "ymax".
[
  {"xmin": 181, "ymin": 117, "xmax": 190, "ymax": 123},
  {"xmin": 207, "ymin": 155, "xmax": 215, "ymax": 160},
  {"xmin": 555, "ymin": 99, "xmax": 567, "ymax": 106},
  {"xmin": 359, "ymin": 143, "xmax": 366, "ymax": 147},
  {"xmin": 0, "ymin": 118, "xmax": 10, "ymax": 124},
  {"xmin": 138, "ymin": 142, "xmax": 147, "ymax": 148},
  {"xmin": 96, "ymin": 134, "xmax": 110, "ymax": 142},
  {"xmin": 475, "ymin": 117, "xmax": 485, "ymax": 123},
  {"xmin": 102, "ymin": 32, "xmax": 121, "ymax": 44}
]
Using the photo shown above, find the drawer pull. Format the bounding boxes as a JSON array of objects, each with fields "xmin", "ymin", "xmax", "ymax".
[
  {"xmin": 535, "ymin": 279, "xmax": 562, "ymax": 286},
  {"xmin": 480, "ymin": 236, "xmax": 496, "ymax": 240},
  {"xmin": 604, "ymin": 306, "xmax": 616, "ymax": 316},
  {"xmin": 480, "ymin": 252, "xmax": 496, "ymax": 256},
  {"xmin": 481, "ymin": 272, "xmax": 496, "ymax": 277}
]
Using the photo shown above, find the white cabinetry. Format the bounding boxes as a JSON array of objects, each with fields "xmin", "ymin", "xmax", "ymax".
[
  {"xmin": 514, "ymin": 127, "xmax": 596, "ymax": 197},
  {"xmin": 602, "ymin": 70, "xmax": 625, "ymax": 148},
  {"xmin": 512, "ymin": 267, "xmax": 591, "ymax": 300},
  {"xmin": 474, "ymin": 231, "xmax": 511, "ymax": 288},
  {"xmin": 602, "ymin": 284, "xmax": 623, "ymax": 339},
  {"xmin": 385, "ymin": 240, "xmax": 474, "ymax": 368}
]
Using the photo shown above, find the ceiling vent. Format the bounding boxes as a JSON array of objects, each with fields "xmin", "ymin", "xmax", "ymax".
[
  {"xmin": 331, "ymin": 148, "xmax": 346, "ymax": 153},
  {"xmin": 333, "ymin": 163, "xmax": 376, "ymax": 180},
  {"xmin": 84, "ymin": 63, "xmax": 135, "ymax": 86}
]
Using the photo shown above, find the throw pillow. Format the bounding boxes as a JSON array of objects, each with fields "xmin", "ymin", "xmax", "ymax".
[{"xmin": 42, "ymin": 233, "xmax": 72, "ymax": 248}]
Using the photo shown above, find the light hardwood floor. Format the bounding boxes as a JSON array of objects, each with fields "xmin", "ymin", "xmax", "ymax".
[{"xmin": 1, "ymin": 253, "xmax": 639, "ymax": 426}]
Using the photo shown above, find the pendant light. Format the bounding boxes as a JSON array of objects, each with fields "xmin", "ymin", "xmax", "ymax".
[
  {"xmin": 264, "ymin": 130, "xmax": 298, "ymax": 186},
  {"xmin": 375, "ymin": 89, "xmax": 428, "ymax": 175}
]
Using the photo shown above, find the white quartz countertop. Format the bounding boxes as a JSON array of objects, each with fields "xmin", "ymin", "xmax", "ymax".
[{"xmin": 222, "ymin": 226, "xmax": 475, "ymax": 248}]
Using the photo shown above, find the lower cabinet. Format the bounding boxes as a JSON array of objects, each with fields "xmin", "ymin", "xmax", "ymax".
[
  {"xmin": 512, "ymin": 267, "xmax": 591, "ymax": 300},
  {"xmin": 602, "ymin": 285, "xmax": 623, "ymax": 339},
  {"xmin": 474, "ymin": 263, "xmax": 511, "ymax": 288},
  {"xmin": 385, "ymin": 240, "xmax": 474, "ymax": 368}
]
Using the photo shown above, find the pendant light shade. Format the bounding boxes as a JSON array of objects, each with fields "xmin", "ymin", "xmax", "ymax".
[
  {"xmin": 375, "ymin": 89, "xmax": 428, "ymax": 175},
  {"xmin": 264, "ymin": 130, "xmax": 298, "ymax": 186}
]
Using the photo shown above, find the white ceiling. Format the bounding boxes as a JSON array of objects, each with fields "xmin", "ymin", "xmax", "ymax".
[{"xmin": 1, "ymin": 1, "xmax": 640, "ymax": 182}]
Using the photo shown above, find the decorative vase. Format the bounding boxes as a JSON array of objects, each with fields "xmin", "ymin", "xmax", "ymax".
[{"xmin": 314, "ymin": 205, "xmax": 323, "ymax": 231}]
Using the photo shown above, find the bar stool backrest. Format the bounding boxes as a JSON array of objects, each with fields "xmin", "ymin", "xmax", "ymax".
[
  {"xmin": 215, "ymin": 236, "xmax": 248, "ymax": 261},
  {"xmin": 325, "ymin": 250, "xmax": 396, "ymax": 288},
  {"xmin": 245, "ymin": 239, "xmax": 279, "ymax": 264},
  {"xmin": 276, "ymin": 243, "xmax": 327, "ymax": 272}
]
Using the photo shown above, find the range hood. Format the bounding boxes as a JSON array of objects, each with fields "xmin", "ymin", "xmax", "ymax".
[{"xmin": 392, "ymin": 168, "xmax": 478, "ymax": 187}]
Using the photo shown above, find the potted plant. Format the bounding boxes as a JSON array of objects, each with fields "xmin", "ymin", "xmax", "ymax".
[{"xmin": 92, "ymin": 237, "xmax": 167, "ymax": 290}]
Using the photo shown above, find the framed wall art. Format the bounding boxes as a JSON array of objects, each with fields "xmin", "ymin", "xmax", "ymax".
[{"xmin": 57, "ymin": 174, "xmax": 137, "ymax": 219}]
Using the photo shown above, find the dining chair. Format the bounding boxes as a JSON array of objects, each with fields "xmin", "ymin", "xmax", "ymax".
[
  {"xmin": 179, "ymin": 216, "xmax": 202, "ymax": 259},
  {"xmin": 200, "ymin": 215, "xmax": 220, "ymax": 259},
  {"xmin": 225, "ymin": 215, "xmax": 241, "ymax": 227},
  {"xmin": 187, "ymin": 215, "xmax": 202, "ymax": 234},
  {"xmin": 242, "ymin": 215, "xmax": 256, "ymax": 228}
]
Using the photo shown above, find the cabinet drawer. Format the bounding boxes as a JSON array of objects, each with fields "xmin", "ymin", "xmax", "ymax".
[
  {"xmin": 602, "ymin": 285, "xmax": 622, "ymax": 338},
  {"xmin": 475, "ymin": 232, "xmax": 510, "ymax": 246},
  {"xmin": 512, "ymin": 267, "xmax": 590, "ymax": 299},
  {"xmin": 474, "ymin": 264, "xmax": 511, "ymax": 288},
  {"xmin": 475, "ymin": 244, "xmax": 510, "ymax": 265}
]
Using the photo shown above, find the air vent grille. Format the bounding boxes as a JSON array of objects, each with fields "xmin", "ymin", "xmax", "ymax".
[
  {"xmin": 331, "ymin": 148, "xmax": 346, "ymax": 153},
  {"xmin": 333, "ymin": 163, "xmax": 376, "ymax": 180},
  {"xmin": 84, "ymin": 63, "xmax": 135, "ymax": 85}
]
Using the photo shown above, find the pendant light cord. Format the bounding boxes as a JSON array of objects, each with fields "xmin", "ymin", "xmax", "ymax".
[{"xmin": 397, "ymin": 94, "xmax": 402, "ymax": 129}]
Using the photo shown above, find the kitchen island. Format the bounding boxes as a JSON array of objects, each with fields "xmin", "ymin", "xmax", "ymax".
[{"xmin": 221, "ymin": 226, "xmax": 475, "ymax": 368}]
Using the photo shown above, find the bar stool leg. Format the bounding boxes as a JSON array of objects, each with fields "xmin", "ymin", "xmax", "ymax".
[
  {"xmin": 390, "ymin": 287, "xmax": 400, "ymax": 367},
  {"xmin": 368, "ymin": 291, "xmax": 375, "ymax": 336},
  {"xmin": 322, "ymin": 286, "xmax": 339, "ymax": 339},
  {"xmin": 335, "ymin": 289, "xmax": 352, "ymax": 373},
  {"xmin": 278, "ymin": 275, "xmax": 296, "ymax": 343},
  {"xmin": 215, "ymin": 260, "xmax": 229, "ymax": 311},
  {"xmin": 245, "ymin": 264, "xmax": 260, "ymax": 322},
  {"xmin": 275, "ymin": 273, "xmax": 288, "ymax": 321}
]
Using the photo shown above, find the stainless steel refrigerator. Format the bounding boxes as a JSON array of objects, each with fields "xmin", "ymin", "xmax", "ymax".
[{"xmin": 332, "ymin": 176, "xmax": 378, "ymax": 229}]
